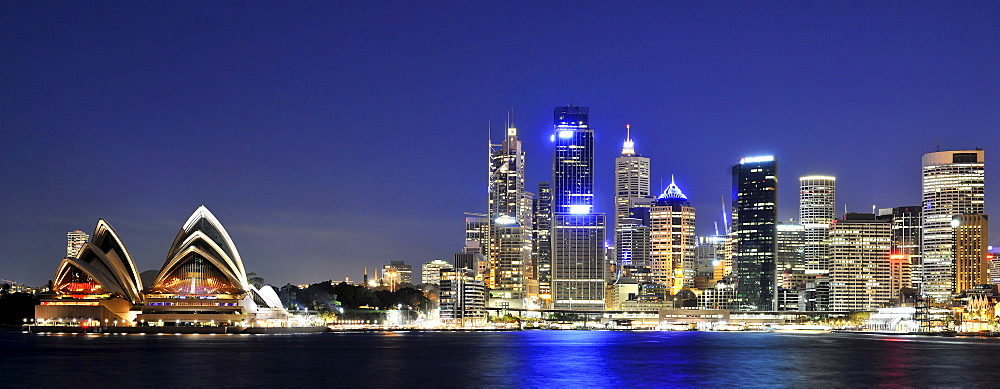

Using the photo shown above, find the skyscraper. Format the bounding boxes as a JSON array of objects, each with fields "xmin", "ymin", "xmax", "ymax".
[
  {"xmin": 66, "ymin": 230, "xmax": 89, "ymax": 258},
  {"xmin": 799, "ymin": 176, "xmax": 836, "ymax": 275},
  {"xmin": 829, "ymin": 213, "xmax": 892, "ymax": 311},
  {"xmin": 952, "ymin": 214, "xmax": 989, "ymax": 295},
  {"xmin": 921, "ymin": 149, "xmax": 985, "ymax": 302},
  {"xmin": 877, "ymin": 206, "xmax": 922, "ymax": 295},
  {"xmin": 488, "ymin": 120, "xmax": 533, "ymax": 307},
  {"xmin": 551, "ymin": 105, "xmax": 605, "ymax": 310},
  {"xmin": 733, "ymin": 156, "xmax": 778, "ymax": 311},
  {"xmin": 649, "ymin": 177, "xmax": 696, "ymax": 295},
  {"xmin": 614, "ymin": 125, "xmax": 651, "ymax": 236},
  {"xmin": 533, "ymin": 181, "xmax": 552, "ymax": 300}
]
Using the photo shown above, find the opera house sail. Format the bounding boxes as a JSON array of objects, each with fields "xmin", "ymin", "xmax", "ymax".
[{"xmin": 37, "ymin": 219, "xmax": 143, "ymax": 325}]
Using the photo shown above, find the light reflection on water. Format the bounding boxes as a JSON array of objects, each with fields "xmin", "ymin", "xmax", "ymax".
[{"xmin": 3, "ymin": 330, "xmax": 1000, "ymax": 387}]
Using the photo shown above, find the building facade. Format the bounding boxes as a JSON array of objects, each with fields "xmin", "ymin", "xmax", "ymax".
[
  {"xmin": 66, "ymin": 230, "xmax": 89, "ymax": 259},
  {"xmin": 829, "ymin": 214, "xmax": 892, "ymax": 311},
  {"xmin": 614, "ymin": 124, "xmax": 651, "ymax": 238},
  {"xmin": 487, "ymin": 121, "xmax": 533, "ymax": 306},
  {"xmin": 953, "ymin": 214, "xmax": 989, "ymax": 295},
  {"xmin": 921, "ymin": 149, "xmax": 985, "ymax": 302},
  {"xmin": 421, "ymin": 259, "xmax": 452, "ymax": 285},
  {"xmin": 649, "ymin": 178, "xmax": 696, "ymax": 295},
  {"xmin": 733, "ymin": 156, "xmax": 778, "ymax": 311},
  {"xmin": 550, "ymin": 105, "xmax": 606, "ymax": 310},
  {"xmin": 799, "ymin": 176, "xmax": 835, "ymax": 275}
]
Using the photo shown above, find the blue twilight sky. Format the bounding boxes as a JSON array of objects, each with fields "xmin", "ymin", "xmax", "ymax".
[{"xmin": 1, "ymin": 1, "xmax": 997, "ymax": 286}]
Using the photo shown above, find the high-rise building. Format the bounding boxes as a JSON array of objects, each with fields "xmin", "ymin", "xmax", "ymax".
[
  {"xmin": 953, "ymin": 214, "xmax": 989, "ymax": 294},
  {"xmin": 486, "ymin": 120, "xmax": 533, "ymax": 307},
  {"xmin": 649, "ymin": 177, "xmax": 696, "ymax": 295},
  {"xmin": 66, "ymin": 230, "xmax": 89, "ymax": 258},
  {"xmin": 877, "ymin": 206, "xmax": 922, "ymax": 295},
  {"xmin": 551, "ymin": 105, "xmax": 606, "ymax": 310},
  {"xmin": 733, "ymin": 156, "xmax": 778, "ymax": 311},
  {"xmin": 921, "ymin": 149, "xmax": 985, "ymax": 302},
  {"xmin": 533, "ymin": 181, "xmax": 552, "ymax": 300},
  {"xmin": 421, "ymin": 259, "xmax": 452, "ymax": 285},
  {"xmin": 799, "ymin": 176, "xmax": 836, "ymax": 275},
  {"xmin": 614, "ymin": 124, "xmax": 651, "ymax": 236},
  {"xmin": 829, "ymin": 213, "xmax": 892, "ymax": 311}
]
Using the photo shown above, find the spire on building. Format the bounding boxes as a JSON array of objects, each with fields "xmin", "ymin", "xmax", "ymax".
[
  {"xmin": 621, "ymin": 124, "xmax": 635, "ymax": 156},
  {"xmin": 658, "ymin": 175, "xmax": 688, "ymax": 200}
]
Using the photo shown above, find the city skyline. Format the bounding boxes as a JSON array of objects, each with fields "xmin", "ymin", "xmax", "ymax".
[{"xmin": 2, "ymin": 2, "xmax": 997, "ymax": 286}]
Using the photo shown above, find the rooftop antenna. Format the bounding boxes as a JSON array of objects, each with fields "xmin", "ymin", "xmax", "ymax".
[
  {"xmin": 570, "ymin": 88, "xmax": 574, "ymax": 106},
  {"xmin": 714, "ymin": 220, "xmax": 720, "ymax": 236},
  {"xmin": 936, "ymin": 140, "xmax": 940, "ymax": 152}
]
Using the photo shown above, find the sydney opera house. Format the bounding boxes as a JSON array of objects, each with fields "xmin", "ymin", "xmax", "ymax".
[{"xmin": 35, "ymin": 206, "xmax": 288, "ymax": 329}]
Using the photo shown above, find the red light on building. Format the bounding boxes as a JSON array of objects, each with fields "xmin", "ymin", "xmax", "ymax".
[{"xmin": 890, "ymin": 254, "xmax": 908, "ymax": 262}]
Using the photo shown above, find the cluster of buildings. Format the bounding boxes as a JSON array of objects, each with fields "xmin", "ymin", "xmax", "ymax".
[{"xmin": 408, "ymin": 104, "xmax": 992, "ymax": 327}]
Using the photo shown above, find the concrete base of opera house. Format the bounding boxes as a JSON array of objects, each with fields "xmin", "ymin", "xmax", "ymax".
[{"xmin": 24, "ymin": 325, "xmax": 329, "ymax": 335}]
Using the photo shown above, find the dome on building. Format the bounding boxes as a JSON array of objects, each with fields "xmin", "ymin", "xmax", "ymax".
[
  {"xmin": 657, "ymin": 175, "xmax": 688, "ymax": 201},
  {"xmin": 51, "ymin": 219, "xmax": 143, "ymax": 304}
]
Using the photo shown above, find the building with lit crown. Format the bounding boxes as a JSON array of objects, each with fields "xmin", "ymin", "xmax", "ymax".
[
  {"xmin": 614, "ymin": 124, "xmax": 651, "ymax": 239},
  {"xmin": 550, "ymin": 105, "xmax": 605, "ymax": 310},
  {"xmin": 649, "ymin": 177, "xmax": 696, "ymax": 295}
]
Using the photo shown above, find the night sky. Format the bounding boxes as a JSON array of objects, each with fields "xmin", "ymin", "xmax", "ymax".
[{"xmin": 2, "ymin": 2, "xmax": 996, "ymax": 286}]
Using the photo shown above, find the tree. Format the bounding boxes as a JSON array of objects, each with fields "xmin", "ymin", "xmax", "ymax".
[{"xmin": 247, "ymin": 272, "xmax": 266, "ymax": 289}]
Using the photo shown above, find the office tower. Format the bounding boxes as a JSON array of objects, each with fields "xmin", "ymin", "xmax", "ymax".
[
  {"xmin": 733, "ymin": 156, "xmax": 778, "ymax": 311},
  {"xmin": 877, "ymin": 206, "xmax": 922, "ymax": 296},
  {"xmin": 421, "ymin": 259, "xmax": 452, "ymax": 285},
  {"xmin": 66, "ymin": 230, "xmax": 89, "ymax": 258},
  {"xmin": 776, "ymin": 221, "xmax": 806, "ymax": 273},
  {"xmin": 439, "ymin": 268, "xmax": 487, "ymax": 327},
  {"xmin": 614, "ymin": 124, "xmax": 651, "ymax": 236},
  {"xmin": 487, "ymin": 120, "xmax": 532, "ymax": 307},
  {"xmin": 650, "ymin": 177, "xmax": 696, "ymax": 295},
  {"xmin": 382, "ymin": 261, "xmax": 412, "ymax": 291},
  {"xmin": 800, "ymin": 176, "xmax": 836, "ymax": 275},
  {"xmin": 829, "ymin": 213, "xmax": 892, "ymax": 311},
  {"xmin": 551, "ymin": 105, "xmax": 606, "ymax": 310},
  {"xmin": 922, "ymin": 149, "xmax": 985, "ymax": 302},
  {"xmin": 953, "ymin": 214, "xmax": 989, "ymax": 294},
  {"xmin": 533, "ymin": 181, "xmax": 552, "ymax": 300}
]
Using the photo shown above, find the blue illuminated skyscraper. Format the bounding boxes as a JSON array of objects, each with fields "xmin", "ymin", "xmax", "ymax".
[
  {"xmin": 552, "ymin": 106, "xmax": 594, "ymax": 215},
  {"xmin": 550, "ymin": 105, "xmax": 606, "ymax": 310},
  {"xmin": 732, "ymin": 156, "xmax": 778, "ymax": 311}
]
